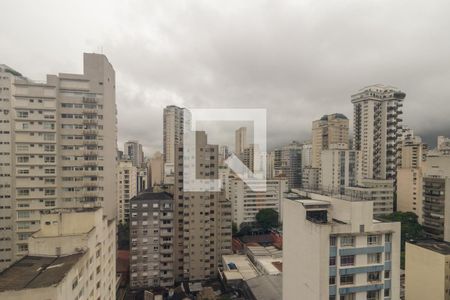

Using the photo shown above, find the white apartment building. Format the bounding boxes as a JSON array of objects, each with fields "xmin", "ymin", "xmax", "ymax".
[
  {"xmin": 163, "ymin": 105, "xmax": 186, "ymax": 184},
  {"xmin": 117, "ymin": 160, "xmax": 138, "ymax": 224},
  {"xmin": 311, "ymin": 113, "xmax": 349, "ymax": 169},
  {"xmin": 129, "ymin": 190, "xmax": 175, "ymax": 289},
  {"xmin": 124, "ymin": 140, "xmax": 144, "ymax": 167},
  {"xmin": 0, "ymin": 207, "xmax": 116, "ymax": 300},
  {"xmin": 281, "ymin": 141, "xmax": 302, "ymax": 189},
  {"xmin": 352, "ymin": 84, "xmax": 405, "ymax": 180},
  {"xmin": 320, "ymin": 149, "xmax": 362, "ymax": 194},
  {"xmin": 227, "ymin": 178, "xmax": 288, "ymax": 228},
  {"xmin": 283, "ymin": 190, "xmax": 401, "ymax": 300},
  {"xmin": 0, "ymin": 53, "xmax": 117, "ymax": 269},
  {"xmin": 345, "ymin": 179, "xmax": 395, "ymax": 216},
  {"xmin": 302, "ymin": 166, "xmax": 321, "ymax": 190}
]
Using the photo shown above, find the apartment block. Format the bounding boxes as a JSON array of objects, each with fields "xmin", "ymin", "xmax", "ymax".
[
  {"xmin": 235, "ymin": 127, "xmax": 248, "ymax": 157},
  {"xmin": 149, "ymin": 151, "xmax": 164, "ymax": 187},
  {"xmin": 302, "ymin": 142, "xmax": 313, "ymax": 169},
  {"xmin": 397, "ymin": 134, "xmax": 428, "ymax": 222},
  {"xmin": 173, "ymin": 130, "xmax": 232, "ymax": 282},
  {"xmin": 438, "ymin": 136, "xmax": 450, "ymax": 155},
  {"xmin": 0, "ymin": 53, "xmax": 117, "ymax": 268},
  {"xmin": 124, "ymin": 140, "xmax": 144, "ymax": 167},
  {"xmin": 129, "ymin": 190, "xmax": 174, "ymax": 289},
  {"xmin": 352, "ymin": 84, "xmax": 405, "ymax": 180},
  {"xmin": 302, "ymin": 166, "xmax": 320, "ymax": 190},
  {"xmin": 227, "ymin": 178, "xmax": 288, "ymax": 229},
  {"xmin": 281, "ymin": 141, "xmax": 302, "ymax": 189},
  {"xmin": 311, "ymin": 113, "xmax": 349, "ymax": 169},
  {"xmin": 283, "ymin": 190, "xmax": 401, "ymax": 300},
  {"xmin": 345, "ymin": 179, "xmax": 395, "ymax": 216},
  {"xmin": 405, "ymin": 240, "xmax": 450, "ymax": 300},
  {"xmin": 0, "ymin": 207, "xmax": 116, "ymax": 300},
  {"xmin": 117, "ymin": 160, "xmax": 138, "ymax": 224},
  {"xmin": 320, "ymin": 149, "xmax": 362, "ymax": 194},
  {"xmin": 163, "ymin": 105, "xmax": 186, "ymax": 184}
]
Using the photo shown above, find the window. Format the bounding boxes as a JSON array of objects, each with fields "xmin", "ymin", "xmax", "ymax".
[
  {"xmin": 329, "ymin": 256, "xmax": 336, "ymax": 266},
  {"xmin": 340, "ymin": 275, "xmax": 354, "ymax": 285},
  {"xmin": 367, "ymin": 290, "xmax": 378, "ymax": 300},
  {"xmin": 367, "ymin": 271, "xmax": 381, "ymax": 282},
  {"xmin": 330, "ymin": 236, "xmax": 336, "ymax": 246},
  {"xmin": 385, "ymin": 233, "xmax": 392, "ymax": 242},
  {"xmin": 385, "ymin": 252, "xmax": 391, "ymax": 261},
  {"xmin": 384, "ymin": 288, "xmax": 390, "ymax": 297},
  {"xmin": 384, "ymin": 270, "xmax": 390, "ymax": 279},
  {"xmin": 340, "ymin": 236, "xmax": 354, "ymax": 247},
  {"xmin": 367, "ymin": 235, "xmax": 381, "ymax": 245},
  {"xmin": 329, "ymin": 276, "xmax": 336, "ymax": 285},
  {"xmin": 340, "ymin": 255, "xmax": 355, "ymax": 266},
  {"xmin": 367, "ymin": 253, "xmax": 381, "ymax": 264}
]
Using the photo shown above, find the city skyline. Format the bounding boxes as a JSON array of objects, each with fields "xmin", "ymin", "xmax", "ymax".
[{"xmin": 2, "ymin": 1, "xmax": 450, "ymax": 154}]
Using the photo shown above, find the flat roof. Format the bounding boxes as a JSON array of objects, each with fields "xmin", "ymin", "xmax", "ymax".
[
  {"xmin": 409, "ymin": 239, "xmax": 450, "ymax": 255},
  {"xmin": 131, "ymin": 188, "xmax": 172, "ymax": 201},
  {"xmin": 222, "ymin": 255, "xmax": 259, "ymax": 281},
  {"xmin": 0, "ymin": 253, "xmax": 85, "ymax": 292},
  {"xmin": 246, "ymin": 275, "xmax": 282, "ymax": 300}
]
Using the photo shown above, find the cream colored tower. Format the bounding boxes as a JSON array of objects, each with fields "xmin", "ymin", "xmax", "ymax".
[
  {"xmin": 0, "ymin": 53, "xmax": 117, "ymax": 268},
  {"xmin": 311, "ymin": 113, "xmax": 349, "ymax": 168}
]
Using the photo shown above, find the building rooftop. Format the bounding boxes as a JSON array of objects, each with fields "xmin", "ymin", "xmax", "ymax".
[
  {"xmin": 409, "ymin": 239, "xmax": 450, "ymax": 255},
  {"xmin": 222, "ymin": 255, "xmax": 259, "ymax": 281},
  {"xmin": 320, "ymin": 113, "xmax": 348, "ymax": 121},
  {"xmin": 245, "ymin": 274, "xmax": 282, "ymax": 300},
  {"xmin": 0, "ymin": 253, "xmax": 85, "ymax": 292},
  {"xmin": 131, "ymin": 188, "xmax": 172, "ymax": 201}
]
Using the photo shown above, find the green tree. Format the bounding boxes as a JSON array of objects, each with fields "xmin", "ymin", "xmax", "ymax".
[
  {"xmin": 255, "ymin": 208, "xmax": 279, "ymax": 230},
  {"xmin": 378, "ymin": 212, "xmax": 425, "ymax": 250},
  {"xmin": 378, "ymin": 211, "xmax": 425, "ymax": 268}
]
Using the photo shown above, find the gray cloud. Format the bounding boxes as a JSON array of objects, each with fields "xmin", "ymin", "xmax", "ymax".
[{"xmin": 2, "ymin": 0, "xmax": 450, "ymax": 155}]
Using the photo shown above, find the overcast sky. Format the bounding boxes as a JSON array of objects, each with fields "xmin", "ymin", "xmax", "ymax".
[{"xmin": 2, "ymin": 0, "xmax": 450, "ymax": 155}]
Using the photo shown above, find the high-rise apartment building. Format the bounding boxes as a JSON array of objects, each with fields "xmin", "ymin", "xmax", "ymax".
[
  {"xmin": 352, "ymin": 84, "xmax": 405, "ymax": 180},
  {"xmin": 149, "ymin": 151, "xmax": 164, "ymax": 187},
  {"xmin": 311, "ymin": 113, "xmax": 349, "ymax": 168},
  {"xmin": 283, "ymin": 189, "xmax": 401, "ymax": 300},
  {"xmin": 0, "ymin": 207, "xmax": 116, "ymax": 300},
  {"xmin": 117, "ymin": 160, "xmax": 138, "ymax": 224},
  {"xmin": 235, "ymin": 127, "xmax": 248, "ymax": 157},
  {"xmin": 267, "ymin": 148, "xmax": 283, "ymax": 179},
  {"xmin": 320, "ymin": 149, "xmax": 362, "ymax": 194},
  {"xmin": 129, "ymin": 190, "xmax": 174, "ymax": 289},
  {"xmin": 124, "ymin": 140, "xmax": 144, "ymax": 167},
  {"xmin": 301, "ymin": 142, "xmax": 313, "ymax": 169},
  {"xmin": 0, "ymin": 53, "xmax": 117, "ymax": 269},
  {"xmin": 173, "ymin": 130, "xmax": 232, "ymax": 282},
  {"xmin": 163, "ymin": 105, "xmax": 185, "ymax": 184},
  {"xmin": 281, "ymin": 141, "xmax": 302, "ymax": 189},
  {"xmin": 397, "ymin": 134, "xmax": 428, "ymax": 222},
  {"xmin": 227, "ymin": 178, "xmax": 288, "ymax": 229}
]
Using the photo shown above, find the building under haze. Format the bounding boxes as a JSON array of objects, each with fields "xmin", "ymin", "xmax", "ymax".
[
  {"xmin": 124, "ymin": 140, "xmax": 144, "ymax": 168},
  {"xmin": 311, "ymin": 113, "xmax": 349, "ymax": 169},
  {"xmin": 0, "ymin": 53, "xmax": 117, "ymax": 270},
  {"xmin": 352, "ymin": 84, "xmax": 405, "ymax": 180},
  {"xmin": 235, "ymin": 127, "xmax": 248, "ymax": 157},
  {"xmin": 163, "ymin": 105, "xmax": 186, "ymax": 184}
]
